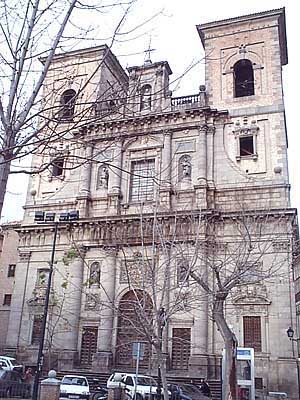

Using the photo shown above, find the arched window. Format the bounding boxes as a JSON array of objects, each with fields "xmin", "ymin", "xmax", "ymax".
[
  {"xmin": 234, "ymin": 60, "xmax": 254, "ymax": 98},
  {"xmin": 140, "ymin": 84, "xmax": 152, "ymax": 111},
  {"xmin": 60, "ymin": 89, "xmax": 76, "ymax": 120}
]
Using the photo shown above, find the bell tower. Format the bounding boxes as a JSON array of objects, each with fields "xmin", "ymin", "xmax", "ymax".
[{"xmin": 197, "ymin": 9, "xmax": 290, "ymax": 205}]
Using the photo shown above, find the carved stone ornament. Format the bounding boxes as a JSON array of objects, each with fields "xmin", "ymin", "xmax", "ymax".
[
  {"xmin": 179, "ymin": 155, "xmax": 192, "ymax": 181},
  {"xmin": 232, "ymin": 117, "xmax": 259, "ymax": 137},
  {"xmin": 232, "ymin": 283, "xmax": 271, "ymax": 306},
  {"xmin": 85, "ymin": 294, "xmax": 99, "ymax": 310}
]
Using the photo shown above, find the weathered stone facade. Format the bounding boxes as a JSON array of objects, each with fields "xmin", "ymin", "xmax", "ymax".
[{"xmin": 2, "ymin": 8, "xmax": 299, "ymax": 399}]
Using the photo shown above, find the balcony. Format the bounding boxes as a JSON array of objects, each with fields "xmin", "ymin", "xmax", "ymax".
[{"xmin": 171, "ymin": 86, "xmax": 207, "ymax": 109}]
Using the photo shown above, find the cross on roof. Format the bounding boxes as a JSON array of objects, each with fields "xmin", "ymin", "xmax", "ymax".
[{"xmin": 144, "ymin": 38, "xmax": 155, "ymax": 65}]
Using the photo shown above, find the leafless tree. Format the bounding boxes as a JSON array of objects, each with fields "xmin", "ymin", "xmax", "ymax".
[
  {"xmin": 0, "ymin": 0, "xmax": 166, "ymax": 218},
  {"xmin": 106, "ymin": 202, "xmax": 297, "ymax": 400}
]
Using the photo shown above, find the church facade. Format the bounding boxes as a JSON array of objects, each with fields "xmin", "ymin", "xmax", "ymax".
[{"xmin": 3, "ymin": 8, "xmax": 299, "ymax": 398}]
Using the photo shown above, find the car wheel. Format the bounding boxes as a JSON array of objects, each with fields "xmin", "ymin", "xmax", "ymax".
[{"xmin": 135, "ymin": 394, "xmax": 143, "ymax": 400}]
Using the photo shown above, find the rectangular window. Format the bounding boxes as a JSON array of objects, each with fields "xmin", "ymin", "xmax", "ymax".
[
  {"xmin": 7, "ymin": 264, "xmax": 16, "ymax": 277},
  {"xmin": 239, "ymin": 136, "xmax": 254, "ymax": 157},
  {"xmin": 243, "ymin": 316, "xmax": 262, "ymax": 352},
  {"xmin": 52, "ymin": 156, "xmax": 64, "ymax": 177},
  {"xmin": 3, "ymin": 294, "xmax": 12, "ymax": 306},
  {"xmin": 31, "ymin": 316, "xmax": 43, "ymax": 345},
  {"xmin": 130, "ymin": 159, "xmax": 155, "ymax": 202}
]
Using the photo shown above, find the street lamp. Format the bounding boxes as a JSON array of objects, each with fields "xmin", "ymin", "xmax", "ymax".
[
  {"xmin": 286, "ymin": 327, "xmax": 300, "ymax": 399},
  {"xmin": 31, "ymin": 210, "xmax": 79, "ymax": 400},
  {"xmin": 156, "ymin": 307, "xmax": 166, "ymax": 400}
]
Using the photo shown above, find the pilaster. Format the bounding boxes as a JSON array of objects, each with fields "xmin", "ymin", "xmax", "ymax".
[{"xmin": 92, "ymin": 246, "xmax": 118, "ymax": 371}]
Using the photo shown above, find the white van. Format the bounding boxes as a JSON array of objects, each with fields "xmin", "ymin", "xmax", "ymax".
[{"xmin": 0, "ymin": 356, "xmax": 23, "ymax": 373}]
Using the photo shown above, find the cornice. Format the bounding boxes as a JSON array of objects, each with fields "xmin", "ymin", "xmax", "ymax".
[{"xmin": 80, "ymin": 107, "xmax": 228, "ymax": 137}]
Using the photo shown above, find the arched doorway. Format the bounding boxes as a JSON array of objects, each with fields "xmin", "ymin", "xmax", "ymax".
[{"xmin": 116, "ymin": 290, "xmax": 153, "ymax": 368}]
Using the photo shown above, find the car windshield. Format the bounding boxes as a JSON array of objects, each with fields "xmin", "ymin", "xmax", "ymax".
[
  {"xmin": 10, "ymin": 359, "xmax": 19, "ymax": 366},
  {"xmin": 136, "ymin": 377, "xmax": 157, "ymax": 386},
  {"xmin": 62, "ymin": 377, "xmax": 87, "ymax": 386}
]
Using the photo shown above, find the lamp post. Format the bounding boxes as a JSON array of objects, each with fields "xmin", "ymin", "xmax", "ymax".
[
  {"xmin": 31, "ymin": 210, "xmax": 79, "ymax": 400},
  {"xmin": 286, "ymin": 327, "xmax": 300, "ymax": 399},
  {"xmin": 156, "ymin": 307, "xmax": 166, "ymax": 400}
]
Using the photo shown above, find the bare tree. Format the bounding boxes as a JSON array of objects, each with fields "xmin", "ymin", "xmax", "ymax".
[
  {"xmin": 104, "ymin": 203, "xmax": 297, "ymax": 400},
  {"xmin": 0, "ymin": 0, "xmax": 163, "ymax": 218}
]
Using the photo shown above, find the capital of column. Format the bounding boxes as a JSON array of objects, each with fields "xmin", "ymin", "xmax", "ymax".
[
  {"xmin": 197, "ymin": 124, "xmax": 208, "ymax": 134},
  {"xmin": 206, "ymin": 125, "xmax": 216, "ymax": 135},
  {"xmin": 102, "ymin": 246, "xmax": 118, "ymax": 257}
]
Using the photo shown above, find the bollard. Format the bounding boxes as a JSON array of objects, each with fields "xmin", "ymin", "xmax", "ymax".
[{"xmin": 39, "ymin": 370, "xmax": 61, "ymax": 400}]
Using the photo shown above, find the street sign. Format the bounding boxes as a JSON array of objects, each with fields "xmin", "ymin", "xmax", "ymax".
[{"xmin": 132, "ymin": 342, "xmax": 145, "ymax": 360}]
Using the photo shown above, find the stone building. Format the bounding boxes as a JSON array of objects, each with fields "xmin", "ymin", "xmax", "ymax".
[
  {"xmin": 3, "ymin": 8, "xmax": 299, "ymax": 398},
  {"xmin": 0, "ymin": 223, "xmax": 20, "ymax": 352}
]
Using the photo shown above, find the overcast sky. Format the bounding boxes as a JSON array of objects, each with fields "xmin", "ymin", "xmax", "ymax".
[{"xmin": 2, "ymin": 0, "xmax": 299, "ymax": 222}]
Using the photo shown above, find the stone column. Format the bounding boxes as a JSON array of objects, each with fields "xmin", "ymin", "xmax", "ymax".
[
  {"xmin": 92, "ymin": 247, "xmax": 117, "ymax": 371},
  {"xmin": 109, "ymin": 142, "xmax": 122, "ymax": 194},
  {"xmin": 189, "ymin": 256, "xmax": 209, "ymax": 375},
  {"xmin": 159, "ymin": 131, "xmax": 172, "ymax": 207},
  {"xmin": 195, "ymin": 125, "xmax": 208, "ymax": 208},
  {"xmin": 206, "ymin": 126, "xmax": 215, "ymax": 185},
  {"xmin": 197, "ymin": 125, "xmax": 207, "ymax": 185},
  {"xmin": 161, "ymin": 131, "xmax": 172, "ymax": 187},
  {"xmin": 57, "ymin": 248, "xmax": 86, "ymax": 370},
  {"xmin": 77, "ymin": 143, "xmax": 94, "ymax": 217},
  {"xmin": 161, "ymin": 245, "xmax": 171, "ymax": 369},
  {"xmin": 78, "ymin": 143, "xmax": 93, "ymax": 196},
  {"xmin": 108, "ymin": 142, "xmax": 122, "ymax": 212}
]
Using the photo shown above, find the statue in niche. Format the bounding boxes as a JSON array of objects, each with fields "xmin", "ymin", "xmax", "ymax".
[
  {"xmin": 96, "ymin": 165, "xmax": 109, "ymax": 189},
  {"xmin": 179, "ymin": 155, "xmax": 192, "ymax": 180},
  {"xmin": 140, "ymin": 85, "xmax": 152, "ymax": 111},
  {"xmin": 89, "ymin": 262, "xmax": 100, "ymax": 287}
]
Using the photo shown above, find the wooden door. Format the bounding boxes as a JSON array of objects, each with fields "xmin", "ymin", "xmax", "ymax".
[
  {"xmin": 116, "ymin": 290, "xmax": 152, "ymax": 368},
  {"xmin": 243, "ymin": 316, "xmax": 261, "ymax": 352},
  {"xmin": 171, "ymin": 328, "xmax": 191, "ymax": 370},
  {"xmin": 80, "ymin": 327, "xmax": 98, "ymax": 365}
]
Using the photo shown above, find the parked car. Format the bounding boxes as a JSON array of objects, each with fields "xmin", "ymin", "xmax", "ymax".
[
  {"xmin": 0, "ymin": 369, "xmax": 31, "ymax": 398},
  {"xmin": 59, "ymin": 375, "xmax": 90, "ymax": 400},
  {"xmin": 0, "ymin": 356, "xmax": 23, "ymax": 373},
  {"xmin": 107, "ymin": 373, "xmax": 162, "ymax": 400}
]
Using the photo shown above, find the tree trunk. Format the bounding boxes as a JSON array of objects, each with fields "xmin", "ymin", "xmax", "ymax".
[
  {"xmin": 213, "ymin": 295, "xmax": 238, "ymax": 400},
  {"xmin": 0, "ymin": 156, "xmax": 11, "ymax": 219}
]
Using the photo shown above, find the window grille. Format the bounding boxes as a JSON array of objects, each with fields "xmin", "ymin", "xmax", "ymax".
[{"xmin": 130, "ymin": 159, "xmax": 155, "ymax": 202}]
